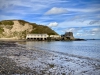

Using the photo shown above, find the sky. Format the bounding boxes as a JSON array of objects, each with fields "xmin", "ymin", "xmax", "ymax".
[{"xmin": 0, "ymin": 0, "xmax": 100, "ymax": 39}]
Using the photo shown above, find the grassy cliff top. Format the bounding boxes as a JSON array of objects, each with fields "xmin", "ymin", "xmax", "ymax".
[
  {"xmin": 0, "ymin": 20, "xmax": 58, "ymax": 35},
  {"xmin": 0, "ymin": 20, "xmax": 14, "ymax": 25}
]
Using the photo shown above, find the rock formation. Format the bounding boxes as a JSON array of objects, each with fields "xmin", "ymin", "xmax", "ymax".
[{"xmin": 61, "ymin": 32, "xmax": 75, "ymax": 40}]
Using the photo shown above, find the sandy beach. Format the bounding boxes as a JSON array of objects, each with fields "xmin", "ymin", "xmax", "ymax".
[{"xmin": 0, "ymin": 41, "xmax": 100, "ymax": 75}]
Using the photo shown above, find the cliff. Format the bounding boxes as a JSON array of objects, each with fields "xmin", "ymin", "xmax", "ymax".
[
  {"xmin": 0, "ymin": 20, "xmax": 58, "ymax": 39},
  {"xmin": 61, "ymin": 32, "xmax": 75, "ymax": 40}
]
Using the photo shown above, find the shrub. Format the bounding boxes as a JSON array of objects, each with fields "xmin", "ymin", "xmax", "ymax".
[
  {"xmin": 1, "ymin": 20, "xmax": 14, "ymax": 25},
  {"xmin": 18, "ymin": 20, "xmax": 29, "ymax": 26},
  {"xmin": 0, "ymin": 22, "xmax": 2, "ymax": 25},
  {"xmin": 30, "ymin": 25, "xmax": 58, "ymax": 35},
  {"xmin": 0, "ymin": 27, "xmax": 4, "ymax": 34}
]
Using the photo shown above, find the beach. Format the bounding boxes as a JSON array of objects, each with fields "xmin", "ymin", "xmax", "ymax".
[{"xmin": 0, "ymin": 41, "xmax": 100, "ymax": 75}]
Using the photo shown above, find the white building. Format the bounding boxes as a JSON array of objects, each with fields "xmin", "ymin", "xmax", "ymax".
[
  {"xmin": 50, "ymin": 35, "xmax": 61, "ymax": 38},
  {"xmin": 26, "ymin": 34, "xmax": 49, "ymax": 40}
]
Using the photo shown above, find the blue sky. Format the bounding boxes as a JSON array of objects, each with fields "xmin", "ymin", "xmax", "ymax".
[{"xmin": 0, "ymin": 0, "xmax": 100, "ymax": 39}]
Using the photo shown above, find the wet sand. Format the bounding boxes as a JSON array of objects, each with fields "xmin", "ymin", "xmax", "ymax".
[{"xmin": 0, "ymin": 41, "xmax": 100, "ymax": 75}]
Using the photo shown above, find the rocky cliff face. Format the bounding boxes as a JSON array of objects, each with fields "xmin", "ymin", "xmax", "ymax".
[
  {"xmin": 0, "ymin": 20, "xmax": 58, "ymax": 39},
  {"xmin": 65, "ymin": 32, "xmax": 75, "ymax": 39},
  {"xmin": 61, "ymin": 32, "xmax": 75, "ymax": 40}
]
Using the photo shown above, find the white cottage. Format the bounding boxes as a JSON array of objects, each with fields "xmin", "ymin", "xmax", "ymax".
[
  {"xmin": 26, "ymin": 34, "xmax": 49, "ymax": 40},
  {"xmin": 50, "ymin": 35, "xmax": 61, "ymax": 38}
]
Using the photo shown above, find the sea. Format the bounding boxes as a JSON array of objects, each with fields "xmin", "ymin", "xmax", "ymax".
[{"xmin": 21, "ymin": 40, "xmax": 100, "ymax": 60}]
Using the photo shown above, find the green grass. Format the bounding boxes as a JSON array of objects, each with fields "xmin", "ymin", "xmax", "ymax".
[
  {"xmin": 30, "ymin": 25, "xmax": 58, "ymax": 35},
  {"xmin": 0, "ymin": 27, "xmax": 4, "ymax": 34},
  {"xmin": 0, "ymin": 22, "xmax": 2, "ymax": 25},
  {"xmin": 0, "ymin": 20, "xmax": 14, "ymax": 25},
  {"xmin": 18, "ymin": 20, "xmax": 29, "ymax": 25}
]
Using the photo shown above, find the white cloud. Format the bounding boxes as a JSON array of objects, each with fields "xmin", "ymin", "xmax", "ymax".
[
  {"xmin": 48, "ymin": 22, "xmax": 58, "ymax": 27},
  {"xmin": 97, "ymin": 15, "xmax": 100, "ymax": 18},
  {"xmin": 58, "ymin": 20, "xmax": 91, "ymax": 28},
  {"xmin": 0, "ymin": 15, "xmax": 22, "ymax": 20},
  {"xmin": 89, "ymin": 20, "xmax": 100, "ymax": 25},
  {"xmin": 45, "ymin": 7, "xmax": 67, "ymax": 15},
  {"xmin": 67, "ymin": 8, "xmax": 100, "ymax": 13},
  {"xmin": 0, "ymin": 0, "xmax": 48, "ymax": 12},
  {"xmin": 70, "ymin": 15, "xmax": 86, "ymax": 22},
  {"xmin": 65, "ymin": 28, "xmax": 76, "ymax": 32},
  {"xmin": 91, "ymin": 34, "xmax": 95, "ymax": 35},
  {"xmin": 92, "ymin": 28, "xmax": 100, "ymax": 32},
  {"xmin": 76, "ymin": 33, "xmax": 83, "ymax": 36}
]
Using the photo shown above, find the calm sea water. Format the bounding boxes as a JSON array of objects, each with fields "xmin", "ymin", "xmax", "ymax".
[{"xmin": 24, "ymin": 40, "xmax": 100, "ymax": 60}]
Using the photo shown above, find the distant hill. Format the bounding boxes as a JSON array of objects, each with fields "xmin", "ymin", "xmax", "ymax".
[{"xmin": 0, "ymin": 20, "xmax": 58, "ymax": 39}]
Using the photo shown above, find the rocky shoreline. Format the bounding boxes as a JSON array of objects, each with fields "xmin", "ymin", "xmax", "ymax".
[{"xmin": 0, "ymin": 41, "xmax": 100, "ymax": 75}]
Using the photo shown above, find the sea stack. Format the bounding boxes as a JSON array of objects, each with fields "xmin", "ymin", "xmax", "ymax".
[{"xmin": 61, "ymin": 32, "xmax": 75, "ymax": 40}]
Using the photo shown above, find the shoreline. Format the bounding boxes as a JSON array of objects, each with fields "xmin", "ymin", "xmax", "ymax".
[
  {"xmin": 0, "ymin": 39, "xmax": 26, "ymax": 42},
  {"xmin": 0, "ymin": 41, "xmax": 100, "ymax": 75}
]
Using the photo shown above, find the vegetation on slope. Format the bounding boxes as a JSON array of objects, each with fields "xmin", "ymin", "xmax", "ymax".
[
  {"xmin": 0, "ymin": 27, "xmax": 4, "ymax": 34},
  {"xmin": 0, "ymin": 20, "xmax": 14, "ymax": 30},
  {"xmin": 0, "ymin": 20, "xmax": 58, "ymax": 39},
  {"xmin": 18, "ymin": 20, "xmax": 58, "ymax": 35},
  {"xmin": 18, "ymin": 20, "xmax": 29, "ymax": 26},
  {"xmin": 30, "ymin": 25, "xmax": 58, "ymax": 35},
  {"xmin": 0, "ymin": 20, "xmax": 14, "ymax": 25},
  {"xmin": 17, "ymin": 20, "xmax": 58, "ymax": 35}
]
